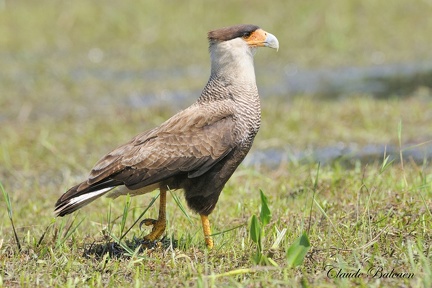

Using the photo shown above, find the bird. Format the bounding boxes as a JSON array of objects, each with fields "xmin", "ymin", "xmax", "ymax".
[{"xmin": 54, "ymin": 24, "xmax": 279, "ymax": 249}]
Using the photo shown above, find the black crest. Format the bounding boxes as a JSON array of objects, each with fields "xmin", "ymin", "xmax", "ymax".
[{"xmin": 208, "ymin": 24, "xmax": 260, "ymax": 42}]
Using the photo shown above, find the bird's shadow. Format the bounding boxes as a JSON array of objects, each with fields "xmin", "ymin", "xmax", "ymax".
[{"xmin": 83, "ymin": 236, "xmax": 178, "ymax": 259}]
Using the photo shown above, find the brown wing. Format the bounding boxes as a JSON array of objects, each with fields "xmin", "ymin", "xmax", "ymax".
[{"xmin": 79, "ymin": 101, "xmax": 237, "ymax": 191}]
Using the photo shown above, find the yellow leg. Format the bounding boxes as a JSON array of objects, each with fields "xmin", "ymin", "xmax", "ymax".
[
  {"xmin": 200, "ymin": 214, "xmax": 214, "ymax": 249},
  {"xmin": 142, "ymin": 187, "xmax": 167, "ymax": 241}
]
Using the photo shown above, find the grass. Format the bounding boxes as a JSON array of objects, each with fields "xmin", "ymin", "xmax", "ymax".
[
  {"xmin": 1, "ymin": 0, "xmax": 432, "ymax": 287},
  {"xmin": 1, "ymin": 160, "xmax": 431, "ymax": 287}
]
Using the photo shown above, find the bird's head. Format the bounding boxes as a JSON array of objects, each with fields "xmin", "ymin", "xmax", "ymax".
[
  {"xmin": 207, "ymin": 24, "xmax": 279, "ymax": 79},
  {"xmin": 208, "ymin": 24, "xmax": 279, "ymax": 52}
]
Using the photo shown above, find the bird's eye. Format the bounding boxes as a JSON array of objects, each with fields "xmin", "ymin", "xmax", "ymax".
[{"xmin": 242, "ymin": 32, "xmax": 252, "ymax": 38}]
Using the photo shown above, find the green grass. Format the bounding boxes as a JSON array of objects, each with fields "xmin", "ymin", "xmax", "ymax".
[
  {"xmin": 1, "ymin": 0, "xmax": 432, "ymax": 287},
  {"xmin": 1, "ymin": 160, "xmax": 431, "ymax": 287}
]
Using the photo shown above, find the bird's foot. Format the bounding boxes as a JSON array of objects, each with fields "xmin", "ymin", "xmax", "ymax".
[{"xmin": 140, "ymin": 218, "xmax": 166, "ymax": 241}]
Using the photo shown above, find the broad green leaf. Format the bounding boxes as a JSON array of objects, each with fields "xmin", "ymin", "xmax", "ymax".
[
  {"xmin": 259, "ymin": 190, "xmax": 271, "ymax": 226},
  {"xmin": 286, "ymin": 232, "xmax": 311, "ymax": 268},
  {"xmin": 249, "ymin": 215, "xmax": 261, "ymax": 244}
]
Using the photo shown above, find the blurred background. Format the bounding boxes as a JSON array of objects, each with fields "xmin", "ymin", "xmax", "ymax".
[{"xmin": 1, "ymin": 0, "xmax": 432, "ymax": 187}]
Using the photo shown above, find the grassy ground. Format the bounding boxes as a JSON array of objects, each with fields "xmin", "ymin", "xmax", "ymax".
[{"xmin": 1, "ymin": 1, "xmax": 432, "ymax": 287}]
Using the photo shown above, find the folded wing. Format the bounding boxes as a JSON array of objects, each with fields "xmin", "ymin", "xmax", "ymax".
[{"xmin": 55, "ymin": 101, "xmax": 237, "ymax": 210}]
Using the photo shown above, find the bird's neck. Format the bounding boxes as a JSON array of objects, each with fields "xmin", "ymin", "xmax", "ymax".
[
  {"xmin": 209, "ymin": 40, "xmax": 257, "ymax": 85},
  {"xmin": 198, "ymin": 41, "xmax": 261, "ymax": 141},
  {"xmin": 198, "ymin": 41, "xmax": 259, "ymax": 104}
]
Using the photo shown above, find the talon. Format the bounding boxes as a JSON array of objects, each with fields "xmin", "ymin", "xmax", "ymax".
[
  {"xmin": 141, "ymin": 188, "xmax": 167, "ymax": 242},
  {"xmin": 143, "ymin": 219, "xmax": 166, "ymax": 241},
  {"xmin": 140, "ymin": 218, "xmax": 157, "ymax": 230}
]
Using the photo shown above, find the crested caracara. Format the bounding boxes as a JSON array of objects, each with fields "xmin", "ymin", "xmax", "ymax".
[{"xmin": 55, "ymin": 24, "xmax": 279, "ymax": 249}]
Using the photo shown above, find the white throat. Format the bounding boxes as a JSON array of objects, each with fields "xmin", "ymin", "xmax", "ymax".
[{"xmin": 209, "ymin": 38, "xmax": 257, "ymax": 83}]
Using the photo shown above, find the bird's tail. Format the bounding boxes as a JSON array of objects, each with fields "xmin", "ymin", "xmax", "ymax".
[{"xmin": 54, "ymin": 179, "xmax": 121, "ymax": 216}]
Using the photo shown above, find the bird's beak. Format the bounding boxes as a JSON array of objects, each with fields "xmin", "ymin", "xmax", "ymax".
[
  {"xmin": 246, "ymin": 29, "xmax": 279, "ymax": 51},
  {"xmin": 263, "ymin": 32, "xmax": 279, "ymax": 51}
]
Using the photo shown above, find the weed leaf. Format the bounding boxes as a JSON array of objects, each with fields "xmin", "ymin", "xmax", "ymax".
[
  {"xmin": 259, "ymin": 190, "xmax": 271, "ymax": 226},
  {"xmin": 1, "ymin": 181, "xmax": 22, "ymax": 251},
  {"xmin": 120, "ymin": 196, "xmax": 131, "ymax": 236},
  {"xmin": 250, "ymin": 215, "xmax": 261, "ymax": 244},
  {"xmin": 380, "ymin": 154, "xmax": 394, "ymax": 174},
  {"xmin": 286, "ymin": 232, "xmax": 310, "ymax": 268},
  {"xmin": 169, "ymin": 189, "xmax": 192, "ymax": 224}
]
